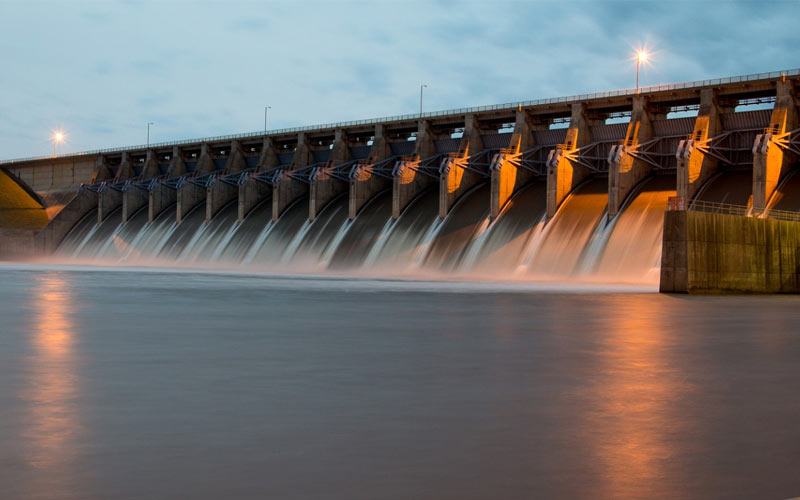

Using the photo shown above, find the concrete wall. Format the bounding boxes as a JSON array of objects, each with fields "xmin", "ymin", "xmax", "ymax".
[
  {"xmin": 35, "ymin": 190, "xmax": 99, "ymax": 254},
  {"xmin": 0, "ymin": 229, "xmax": 38, "ymax": 259},
  {"xmin": 660, "ymin": 210, "xmax": 800, "ymax": 293},
  {"xmin": 5, "ymin": 156, "xmax": 98, "ymax": 194}
]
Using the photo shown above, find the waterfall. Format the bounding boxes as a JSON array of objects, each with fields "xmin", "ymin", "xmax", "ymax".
[{"xmin": 50, "ymin": 174, "xmax": 683, "ymax": 285}]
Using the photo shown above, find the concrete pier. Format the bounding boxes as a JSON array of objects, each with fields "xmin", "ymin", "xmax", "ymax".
[
  {"xmin": 489, "ymin": 109, "xmax": 541, "ymax": 219},
  {"xmin": 608, "ymin": 96, "xmax": 660, "ymax": 218},
  {"xmin": 753, "ymin": 80, "xmax": 799, "ymax": 213},
  {"xmin": 148, "ymin": 183, "xmax": 175, "ymax": 223},
  {"xmin": 122, "ymin": 185, "xmax": 148, "ymax": 223},
  {"xmin": 205, "ymin": 141, "xmax": 246, "ymax": 222},
  {"xmin": 392, "ymin": 120, "xmax": 440, "ymax": 219},
  {"xmin": 177, "ymin": 183, "xmax": 205, "ymax": 223},
  {"xmin": 309, "ymin": 166, "xmax": 347, "ymax": 221},
  {"xmin": 439, "ymin": 115, "xmax": 485, "ymax": 219},
  {"xmin": 349, "ymin": 163, "xmax": 390, "ymax": 219},
  {"xmin": 676, "ymin": 89, "xmax": 728, "ymax": 205},
  {"xmin": 546, "ymin": 103, "xmax": 598, "ymax": 218},
  {"xmin": 237, "ymin": 137, "xmax": 279, "ymax": 222},
  {"xmin": 97, "ymin": 187, "xmax": 122, "ymax": 223},
  {"xmin": 272, "ymin": 133, "xmax": 312, "ymax": 221}
]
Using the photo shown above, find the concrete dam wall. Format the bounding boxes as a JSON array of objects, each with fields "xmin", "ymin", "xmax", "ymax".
[
  {"xmin": 661, "ymin": 210, "xmax": 800, "ymax": 293},
  {"xmin": 1, "ymin": 69, "xmax": 799, "ymax": 287}
]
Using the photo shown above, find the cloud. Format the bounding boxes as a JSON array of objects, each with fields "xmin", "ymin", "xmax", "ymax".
[{"xmin": 1, "ymin": 0, "xmax": 800, "ymax": 159}]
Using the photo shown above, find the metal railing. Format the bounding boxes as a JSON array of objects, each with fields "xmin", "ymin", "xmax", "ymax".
[
  {"xmin": 2, "ymin": 68, "xmax": 798, "ymax": 166},
  {"xmin": 669, "ymin": 197, "xmax": 800, "ymax": 223}
]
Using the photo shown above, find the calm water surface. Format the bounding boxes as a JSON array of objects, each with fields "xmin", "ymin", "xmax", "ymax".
[{"xmin": 1, "ymin": 264, "xmax": 800, "ymax": 500}]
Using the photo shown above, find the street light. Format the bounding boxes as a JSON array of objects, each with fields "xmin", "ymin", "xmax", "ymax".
[
  {"xmin": 53, "ymin": 131, "xmax": 64, "ymax": 156},
  {"xmin": 147, "ymin": 122, "xmax": 154, "ymax": 148},
  {"xmin": 265, "ymin": 106, "xmax": 271, "ymax": 135},
  {"xmin": 636, "ymin": 50, "xmax": 648, "ymax": 93},
  {"xmin": 419, "ymin": 84, "xmax": 427, "ymax": 118}
]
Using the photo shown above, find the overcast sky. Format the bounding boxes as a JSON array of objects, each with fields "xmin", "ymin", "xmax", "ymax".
[{"xmin": 1, "ymin": 0, "xmax": 798, "ymax": 160}]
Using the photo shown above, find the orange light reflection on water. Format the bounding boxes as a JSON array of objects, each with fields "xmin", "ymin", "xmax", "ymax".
[
  {"xmin": 24, "ymin": 274, "xmax": 80, "ymax": 470},
  {"xmin": 588, "ymin": 295, "xmax": 693, "ymax": 498}
]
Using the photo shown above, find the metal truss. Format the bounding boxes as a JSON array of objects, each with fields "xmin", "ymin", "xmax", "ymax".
[
  {"xmin": 610, "ymin": 135, "xmax": 684, "ymax": 170},
  {"xmin": 550, "ymin": 141, "xmax": 617, "ymax": 173},
  {"xmin": 677, "ymin": 129, "xmax": 761, "ymax": 167},
  {"xmin": 350, "ymin": 156, "xmax": 396, "ymax": 181},
  {"xmin": 756, "ymin": 127, "xmax": 800, "ymax": 156},
  {"xmin": 393, "ymin": 153, "xmax": 444, "ymax": 179}
]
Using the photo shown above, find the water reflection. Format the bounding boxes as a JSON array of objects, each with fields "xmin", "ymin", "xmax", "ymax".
[
  {"xmin": 588, "ymin": 295, "xmax": 693, "ymax": 498},
  {"xmin": 24, "ymin": 273, "xmax": 80, "ymax": 471}
]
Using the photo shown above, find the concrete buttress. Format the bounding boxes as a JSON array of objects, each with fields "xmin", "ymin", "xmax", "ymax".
[
  {"xmin": 546, "ymin": 103, "xmax": 598, "ymax": 218},
  {"xmin": 272, "ymin": 133, "xmax": 311, "ymax": 221},
  {"xmin": 608, "ymin": 95, "xmax": 658, "ymax": 218},
  {"xmin": 677, "ymin": 89, "xmax": 725, "ymax": 205},
  {"xmin": 439, "ymin": 114, "xmax": 485, "ymax": 218},
  {"xmin": 490, "ymin": 109, "xmax": 543, "ymax": 219},
  {"xmin": 752, "ymin": 80, "xmax": 799, "ymax": 213},
  {"xmin": 238, "ymin": 137, "xmax": 278, "ymax": 222},
  {"xmin": 392, "ymin": 120, "xmax": 438, "ymax": 219},
  {"xmin": 310, "ymin": 129, "xmax": 349, "ymax": 221},
  {"xmin": 205, "ymin": 141, "xmax": 245, "ymax": 223},
  {"xmin": 349, "ymin": 124, "xmax": 393, "ymax": 219}
]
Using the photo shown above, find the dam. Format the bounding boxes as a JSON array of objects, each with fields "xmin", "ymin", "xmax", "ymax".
[{"xmin": 1, "ymin": 69, "xmax": 799, "ymax": 286}]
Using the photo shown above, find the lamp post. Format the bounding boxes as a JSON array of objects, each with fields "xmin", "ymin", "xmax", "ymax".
[
  {"xmin": 419, "ymin": 84, "xmax": 427, "ymax": 118},
  {"xmin": 636, "ymin": 51, "xmax": 648, "ymax": 93},
  {"xmin": 265, "ymin": 106, "xmax": 271, "ymax": 135},
  {"xmin": 147, "ymin": 122, "xmax": 154, "ymax": 148},
  {"xmin": 53, "ymin": 132, "xmax": 64, "ymax": 156}
]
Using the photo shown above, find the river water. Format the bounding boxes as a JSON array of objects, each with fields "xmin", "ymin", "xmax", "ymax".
[{"xmin": 2, "ymin": 264, "xmax": 800, "ymax": 500}]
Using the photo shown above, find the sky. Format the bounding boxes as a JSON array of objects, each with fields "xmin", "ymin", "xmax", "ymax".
[{"xmin": 1, "ymin": 0, "xmax": 798, "ymax": 160}]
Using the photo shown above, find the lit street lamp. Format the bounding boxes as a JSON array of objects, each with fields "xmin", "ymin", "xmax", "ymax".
[
  {"xmin": 147, "ymin": 122, "xmax": 154, "ymax": 148},
  {"xmin": 636, "ymin": 50, "xmax": 648, "ymax": 92},
  {"xmin": 419, "ymin": 84, "xmax": 427, "ymax": 119},
  {"xmin": 53, "ymin": 131, "xmax": 64, "ymax": 156}
]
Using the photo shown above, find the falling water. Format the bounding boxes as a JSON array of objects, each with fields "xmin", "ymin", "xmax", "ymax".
[
  {"xmin": 461, "ymin": 181, "xmax": 547, "ymax": 275},
  {"xmin": 51, "ymin": 171, "xmax": 725, "ymax": 285},
  {"xmin": 423, "ymin": 183, "xmax": 490, "ymax": 270},
  {"xmin": 526, "ymin": 178, "xmax": 608, "ymax": 278}
]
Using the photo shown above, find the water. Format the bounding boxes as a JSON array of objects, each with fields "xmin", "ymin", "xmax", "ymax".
[
  {"xmin": 52, "ymin": 171, "xmax": 790, "ymax": 285},
  {"xmin": 2, "ymin": 265, "xmax": 800, "ymax": 500},
  {"xmin": 526, "ymin": 178, "xmax": 608, "ymax": 277}
]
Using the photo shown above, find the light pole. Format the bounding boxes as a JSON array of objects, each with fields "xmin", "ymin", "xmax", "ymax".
[
  {"xmin": 53, "ymin": 131, "xmax": 64, "ymax": 156},
  {"xmin": 636, "ymin": 51, "xmax": 648, "ymax": 93},
  {"xmin": 419, "ymin": 84, "xmax": 427, "ymax": 118},
  {"xmin": 265, "ymin": 106, "xmax": 271, "ymax": 135},
  {"xmin": 147, "ymin": 122, "xmax": 154, "ymax": 148}
]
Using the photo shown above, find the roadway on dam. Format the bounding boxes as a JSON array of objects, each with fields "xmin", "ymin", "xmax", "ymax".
[{"xmin": 1, "ymin": 265, "xmax": 799, "ymax": 500}]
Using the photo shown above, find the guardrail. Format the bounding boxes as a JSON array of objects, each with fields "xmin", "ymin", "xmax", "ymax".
[
  {"xmin": 668, "ymin": 197, "xmax": 800, "ymax": 222},
  {"xmin": 2, "ymin": 68, "xmax": 798, "ymax": 166}
]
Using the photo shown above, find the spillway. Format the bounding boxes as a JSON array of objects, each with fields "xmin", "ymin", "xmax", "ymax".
[{"xmin": 51, "ymin": 171, "xmax": 770, "ymax": 286}]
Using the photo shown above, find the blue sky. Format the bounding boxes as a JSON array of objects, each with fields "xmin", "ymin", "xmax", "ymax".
[{"xmin": 1, "ymin": 0, "xmax": 798, "ymax": 159}]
